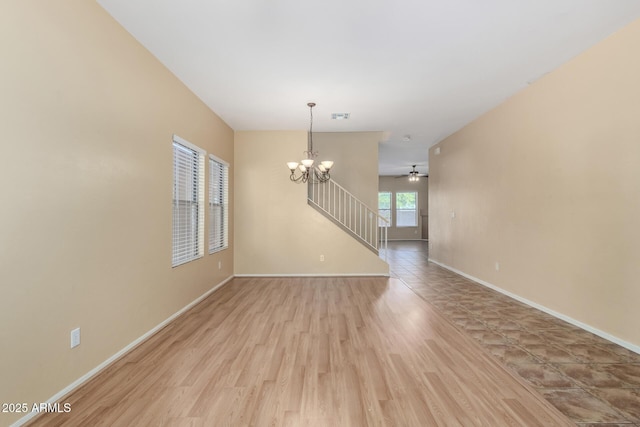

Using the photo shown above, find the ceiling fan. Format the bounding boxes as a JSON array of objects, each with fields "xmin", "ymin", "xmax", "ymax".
[{"xmin": 395, "ymin": 165, "xmax": 428, "ymax": 181}]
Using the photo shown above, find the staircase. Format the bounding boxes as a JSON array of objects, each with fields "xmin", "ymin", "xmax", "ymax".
[{"xmin": 307, "ymin": 174, "xmax": 388, "ymax": 259}]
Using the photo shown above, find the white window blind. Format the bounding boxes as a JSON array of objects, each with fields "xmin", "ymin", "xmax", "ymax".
[
  {"xmin": 172, "ymin": 136, "xmax": 205, "ymax": 267},
  {"xmin": 209, "ymin": 155, "xmax": 229, "ymax": 254}
]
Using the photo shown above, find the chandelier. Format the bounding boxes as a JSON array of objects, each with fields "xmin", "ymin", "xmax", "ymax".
[{"xmin": 287, "ymin": 102, "xmax": 334, "ymax": 183}]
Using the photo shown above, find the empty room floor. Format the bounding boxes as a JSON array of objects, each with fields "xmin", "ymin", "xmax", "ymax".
[
  {"xmin": 383, "ymin": 240, "xmax": 640, "ymax": 426},
  {"xmin": 27, "ymin": 276, "xmax": 575, "ymax": 426}
]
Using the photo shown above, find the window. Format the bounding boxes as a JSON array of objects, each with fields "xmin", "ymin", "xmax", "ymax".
[
  {"xmin": 396, "ymin": 191, "xmax": 418, "ymax": 227},
  {"xmin": 172, "ymin": 135, "xmax": 205, "ymax": 267},
  {"xmin": 378, "ymin": 191, "xmax": 391, "ymax": 227},
  {"xmin": 209, "ymin": 155, "xmax": 229, "ymax": 253}
]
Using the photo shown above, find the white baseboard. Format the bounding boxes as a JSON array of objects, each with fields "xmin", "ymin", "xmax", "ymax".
[
  {"xmin": 11, "ymin": 275, "xmax": 234, "ymax": 427},
  {"xmin": 234, "ymin": 273, "xmax": 390, "ymax": 278},
  {"xmin": 427, "ymin": 258, "xmax": 640, "ymax": 355}
]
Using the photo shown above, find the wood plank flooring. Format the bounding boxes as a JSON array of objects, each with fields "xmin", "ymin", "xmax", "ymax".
[{"xmin": 28, "ymin": 277, "xmax": 575, "ymax": 426}]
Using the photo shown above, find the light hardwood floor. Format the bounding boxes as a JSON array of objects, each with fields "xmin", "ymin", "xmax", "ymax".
[{"xmin": 29, "ymin": 277, "xmax": 575, "ymax": 426}]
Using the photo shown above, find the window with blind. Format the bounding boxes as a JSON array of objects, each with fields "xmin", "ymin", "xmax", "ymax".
[
  {"xmin": 172, "ymin": 136, "xmax": 205, "ymax": 267},
  {"xmin": 396, "ymin": 191, "xmax": 418, "ymax": 227},
  {"xmin": 378, "ymin": 191, "xmax": 391, "ymax": 227},
  {"xmin": 209, "ymin": 155, "xmax": 229, "ymax": 253}
]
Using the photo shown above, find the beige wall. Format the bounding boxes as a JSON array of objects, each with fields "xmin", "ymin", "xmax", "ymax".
[
  {"xmin": 429, "ymin": 19, "xmax": 640, "ymax": 348},
  {"xmin": 234, "ymin": 131, "xmax": 388, "ymax": 275},
  {"xmin": 379, "ymin": 176, "xmax": 429, "ymax": 240},
  {"xmin": 314, "ymin": 132, "xmax": 384, "ymax": 209},
  {"xmin": 0, "ymin": 1, "xmax": 234, "ymax": 423}
]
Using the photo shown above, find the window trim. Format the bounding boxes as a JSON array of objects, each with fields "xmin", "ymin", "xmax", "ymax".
[
  {"xmin": 378, "ymin": 191, "xmax": 392, "ymax": 228},
  {"xmin": 172, "ymin": 135, "xmax": 206, "ymax": 267},
  {"xmin": 395, "ymin": 191, "xmax": 418, "ymax": 228},
  {"xmin": 208, "ymin": 154, "xmax": 229, "ymax": 254}
]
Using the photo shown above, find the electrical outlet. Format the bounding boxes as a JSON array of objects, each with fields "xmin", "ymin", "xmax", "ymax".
[
  {"xmin": 70, "ymin": 328, "xmax": 80, "ymax": 348},
  {"xmin": 218, "ymin": 261, "xmax": 222, "ymax": 270},
  {"xmin": 495, "ymin": 262, "xmax": 500, "ymax": 271},
  {"xmin": 320, "ymin": 254, "xmax": 325, "ymax": 262}
]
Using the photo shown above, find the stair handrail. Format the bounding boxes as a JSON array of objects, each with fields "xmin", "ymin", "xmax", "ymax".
[{"xmin": 307, "ymin": 175, "xmax": 388, "ymax": 259}]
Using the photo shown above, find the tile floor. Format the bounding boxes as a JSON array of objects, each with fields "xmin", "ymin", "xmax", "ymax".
[{"xmin": 381, "ymin": 240, "xmax": 640, "ymax": 427}]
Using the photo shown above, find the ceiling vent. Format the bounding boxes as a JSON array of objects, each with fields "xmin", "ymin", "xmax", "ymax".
[{"xmin": 331, "ymin": 113, "xmax": 350, "ymax": 120}]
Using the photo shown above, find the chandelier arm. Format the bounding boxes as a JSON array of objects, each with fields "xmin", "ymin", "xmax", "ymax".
[
  {"xmin": 314, "ymin": 168, "xmax": 330, "ymax": 183},
  {"xmin": 290, "ymin": 169, "xmax": 311, "ymax": 183}
]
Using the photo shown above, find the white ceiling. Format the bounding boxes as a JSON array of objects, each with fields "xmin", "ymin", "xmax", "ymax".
[{"xmin": 97, "ymin": 0, "xmax": 640, "ymax": 176}]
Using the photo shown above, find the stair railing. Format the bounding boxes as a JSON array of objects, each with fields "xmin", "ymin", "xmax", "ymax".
[{"xmin": 307, "ymin": 174, "xmax": 388, "ymax": 259}]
